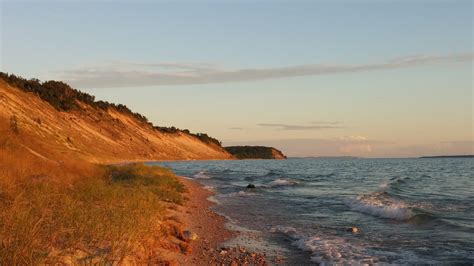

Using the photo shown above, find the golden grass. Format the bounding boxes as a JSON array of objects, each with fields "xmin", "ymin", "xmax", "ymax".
[{"xmin": 0, "ymin": 122, "xmax": 186, "ymax": 264}]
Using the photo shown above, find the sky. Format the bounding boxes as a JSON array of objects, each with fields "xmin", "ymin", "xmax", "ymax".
[{"xmin": 1, "ymin": 0, "xmax": 472, "ymax": 157}]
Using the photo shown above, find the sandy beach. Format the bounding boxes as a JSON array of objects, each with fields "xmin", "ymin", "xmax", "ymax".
[{"xmin": 166, "ymin": 176, "xmax": 269, "ymax": 265}]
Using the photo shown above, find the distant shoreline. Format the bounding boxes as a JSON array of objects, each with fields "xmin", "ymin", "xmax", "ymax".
[{"xmin": 419, "ymin": 155, "xmax": 474, "ymax": 159}]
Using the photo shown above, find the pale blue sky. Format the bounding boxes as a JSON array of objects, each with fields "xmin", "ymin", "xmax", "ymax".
[{"xmin": 1, "ymin": 0, "xmax": 472, "ymax": 157}]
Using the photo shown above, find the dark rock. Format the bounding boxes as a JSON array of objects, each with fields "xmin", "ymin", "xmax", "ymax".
[
  {"xmin": 246, "ymin": 184, "xmax": 256, "ymax": 189},
  {"xmin": 182, "ymin": 230, "xmax": 198, "ymax": 242},
  {"xmin": 346, "ymin": 227, "xmax": 358, "ymax": 233}
]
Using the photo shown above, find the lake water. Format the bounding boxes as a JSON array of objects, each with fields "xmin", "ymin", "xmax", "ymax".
[{"xmin": 151, "ymin": 158, "xmax": 474, "ymax": 264}]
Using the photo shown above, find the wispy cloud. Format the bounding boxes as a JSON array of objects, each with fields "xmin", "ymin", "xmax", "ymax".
[
  {"xmin": 311, "ymin": 121, "xmax": 343, "ymax": 125},
  {"xmin": 60, "ymin": 53, "xmax": 473, "ymax": 88},
  {"xmin": 258, "ymin": 123, "xmax": 341, "ymax": 131}
]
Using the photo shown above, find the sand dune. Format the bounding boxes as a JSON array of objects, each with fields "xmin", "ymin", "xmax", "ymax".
[{"xmin": 0, "ymin": 79, "xmax": 233, "ymax": 164}]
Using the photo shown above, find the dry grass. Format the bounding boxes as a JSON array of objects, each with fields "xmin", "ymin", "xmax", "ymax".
[{"xmin": 0, "ymin": 122, "xmax": 186, "ymax": 264}]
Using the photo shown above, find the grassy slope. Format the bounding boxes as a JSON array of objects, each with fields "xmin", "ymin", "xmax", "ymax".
[
  {"xmin": 0, "ymin": 79, "xmax": 229, "ymax": 263},
  {"xmin": 0, "ymin": 129, "xmax": 187, "ymax": 264}
]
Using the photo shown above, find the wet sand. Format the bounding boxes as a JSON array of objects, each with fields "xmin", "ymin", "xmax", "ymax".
[{"xmin": 168, "ymin": 176, "xmax": 270, "ymax": 265}]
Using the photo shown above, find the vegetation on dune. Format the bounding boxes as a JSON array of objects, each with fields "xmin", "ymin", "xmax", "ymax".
[
  {"xmin": 107, "ymin": 163, "xmax": 186, "ymax": 204},
  {"xmin": 0, "ymin": 72, "xmax": 148, "ymax": 121},
  {"xmin": 0, "ymin": 72, "xmax": 223, "ymax": 147},
  {"xmin": 190, "ymin": 132, "xmax": 222, "ymax": 147},
  {"xmin": 153, "ymin": 126, "xmax": 222, "ymax": 146},
  {"xmin": 0, "ymin": 137, "xmax": 186, "ymax": 265},
  {"xmin": 225, "ymin": 146, "xmax": 287, "ymax": 159}
]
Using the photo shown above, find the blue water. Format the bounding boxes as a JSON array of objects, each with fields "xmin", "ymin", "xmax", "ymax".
[{"xmin": 151, "ymin": 158, "xmax": 474, "ymax": 264}]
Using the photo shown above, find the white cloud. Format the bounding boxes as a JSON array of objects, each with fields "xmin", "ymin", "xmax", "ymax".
[
  {"xmin": 339, "ymin": 144, "xmax": 373, "ymax": 154},
  {"xmin": 337, "ymin": 135, "xmax": 367, "ymax": 141},
  {"xmin": 59, "ymin": 53, "xmax": 473, "ymax": 88},
  {"xmin": 258, "ymin": 123, "xmax": 341, "ymax": 131}
]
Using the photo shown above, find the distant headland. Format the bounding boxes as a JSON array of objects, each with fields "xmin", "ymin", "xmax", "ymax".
[{"xmin": 224, "ymin": 146, "xmax": 287, "ymax": 160}]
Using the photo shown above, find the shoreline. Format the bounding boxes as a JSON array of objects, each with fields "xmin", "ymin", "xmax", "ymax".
[{"xmin": 169, "ymin": 176, "xmax": 268, "ymax": 265}]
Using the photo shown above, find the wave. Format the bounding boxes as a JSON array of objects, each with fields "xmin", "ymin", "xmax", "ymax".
[
  {"xmin": 379, "ymin": 176, "xmax": 410, "ymax": 192},
  {"xmin": 407, "ymin": 212, "xmax": 437, "ymax": 225},
  {"xmin": 193, "ymin": 170, "xmax": 212, "ymax": 179},
  {"xmin": 221, "ymin": 190, "xmax": 256, "ymax": 198},
  {"xmin": 314, "ymin": 173, "xmax": 335, "ymax": 178},
  {"xmin": 387, "ymin": 176, "xmax": 411, "ymax": 189},
  {"xmin": 244, "ymin": 176, "xmax": 255, "ymax": 181},
  {"xmin": 270, "ymin": 225, "xmax": 299, "ymax": 236},
  {"xmin": 269, "ymin": 178, "xmax": 299, "ymax": 187},
  {"xmin": 203, "ymin": 185, "xmax": 215, "ymax": 192},
  {"xmin": 263, "ymin": 170, "xmax": 282, "ymax": 177},
  {"xmin": 345, "ymin": 195, "xmax": 415, "ymax": 220},
  {"xmin": 344, "ymin": 177, "xmax": 421, "ymax": 220},
  {"xmin": 270, "ymin": 226, "xmax": 378, "ymax": 264},
  {"xmin": 347, "ymin": 184, "xmax": 444, "ymax": 224},
  {"xmin": 207, "ymin": 195, "xmax": 220, "ymax": 204}
]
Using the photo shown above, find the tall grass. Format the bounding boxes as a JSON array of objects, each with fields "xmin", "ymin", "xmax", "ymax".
[{"xmin": 0, "ymin": 133, "xmax": 185, "ymax": 265}]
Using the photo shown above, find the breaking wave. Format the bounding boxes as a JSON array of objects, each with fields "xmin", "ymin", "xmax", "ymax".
[
  {"xmin": 345, "ymin": 179, "xmax": 416, "ymax": 220},
  {"xmin": 346, "ymin": 179, "xmax": 437, "ymax": 223},
  {"xmin": 193, "ymin": 171, "xmax": 212, "ymax": 179},
  {"xmin": 270, "ymin": 226, "xmax": 378, "ymax": 265},
  {"xmin": 345, "ymin": 196, "xmax": 415, "ymax": 220},
  {"xmin": 269, "ymin": 178, "xmax": 299, "ymax": 187},
  {"xmin": 203, "ymin": 185, "xmax": 215, "ymax": 192}
]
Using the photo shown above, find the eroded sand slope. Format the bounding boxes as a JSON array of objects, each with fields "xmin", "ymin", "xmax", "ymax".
[{"xmin": 0, "ymin": 80, "xmax": 233, "ymax": 163}]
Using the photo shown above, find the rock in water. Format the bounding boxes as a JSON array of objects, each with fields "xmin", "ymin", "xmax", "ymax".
[
  {"xmin": 247, "ymin": 184, "xmax": 256, "ymax": 189},
  {"xmin": 346, "ymin": 227, "xmax": 358, "ymax": 233}
]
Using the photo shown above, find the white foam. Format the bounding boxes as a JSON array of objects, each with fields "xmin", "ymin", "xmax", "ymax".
[
  {"xmin": 270, "ymin": 227, "xmax": 377, "ymax": 265},
  {"xmin": 345, "ymin": 195, "xmax": 414, "ymax": 220},
  {"xmin": 378, "ymin": 181, "xmax": 389, "ymax": 191},
  {"xmin": 203, "ymin": 185, "xmax": 215, "ymax": 192},
  {"xmin": 207, "ymin": 195, "xmax": 220, "ymax": 204},
  {"xmin": 270, "ymin": 178, "xmax": 299, "ymax": 187},
  {"xmin": 294, "ymin": 236, "xmax": 373, "ymax": 265},
  {"xmin": 226, "ymin": 190, "xmax": 256, "ymax": 197},
  {"xmin": 217, "ymin": 190, "xmax": 256, "ymax": 201},
  {"xmin": 270, "ymin": 226, "xmax": 299, "ymax": 237},
  {"xmin": 193, "ymin": 171, "xmax": 212, "ymax": 179}
]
